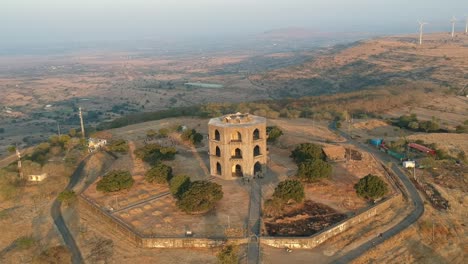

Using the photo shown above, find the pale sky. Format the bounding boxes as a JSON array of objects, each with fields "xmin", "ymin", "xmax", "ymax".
[{"xmin": 1, "ymin": 0, "xmax": 467, "ymax": 46}]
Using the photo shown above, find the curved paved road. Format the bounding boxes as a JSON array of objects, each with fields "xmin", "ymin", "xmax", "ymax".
[
  {"xmin": 330, "ymin": 123, "xmax": 424, "ymax": 263},
  {"xmin": 51, "ymin": 155, "xmax": 92, "ymax": 264}
]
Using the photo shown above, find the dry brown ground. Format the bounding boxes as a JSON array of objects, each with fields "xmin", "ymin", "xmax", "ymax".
[
  {"xmin": 253, "ymin": 33, "xmax": 468, "ymax": 96},
  {"xmin": 76, "ymin": 201, "xmax": 219, "ymax": 264},
  {"xmin": 353, "ymin": 187, "xmax": 467, "ymax": 264},
  {"xmin": 0, "ymin": 163, "xmax": 74, "ymax": 263},
  {"xmin": 384, "ymin": 95, "xmax": 468, "ymax": 129},
  {"xmin": 407, "ymin": 133, "xmax": 468, "ymax": 157}
]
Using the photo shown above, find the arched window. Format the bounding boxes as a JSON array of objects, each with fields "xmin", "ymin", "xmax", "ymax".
[
  {"xmin": 254, "ymin": 162, "xmax": 262, "ymax": 175},
  {"xmin": 253, "ymin": 129, "xmax": 260, "ymax": 140},
  {"xmin": 232, "ymin": 148, "xmax": 242, "ymax": 158},
  {"xmin": 214, "ymin": 130, "xmax": 220, "ymax": 141},
  {"xmin": 216, "ymin": 162, "xmax": 222, "ymax": 175},
  {"xmin": 231, "ymin": 131, "xmax": 242, "ymax": 142},
  {"xmin": 254, "ymin": 145, "xmax": 261, "ymax": 157},
  {"xmin": 215, "ymin": 146, "xmax": 221, "ymax": 157},
  {"xmin": 232, "ymin": 164, "xmax": 243, "ymax": 177}
]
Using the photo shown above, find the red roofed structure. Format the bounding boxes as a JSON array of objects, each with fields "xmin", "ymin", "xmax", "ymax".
[{"xmin": 408, "ymin": 143, "xmax": 436, "ymax": 156}]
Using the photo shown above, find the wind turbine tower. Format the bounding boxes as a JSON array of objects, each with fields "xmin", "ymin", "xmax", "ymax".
[
  {"xmin": 451, "ymin": 16, "xmax": 457, "ymax": 38},
  {"xmin": 79, "ymin": 107, "xmax": 85, "ymax": 139},
  {"xmin": 465, "ymin": 16, "xmax": 468, "ymax": 33},
  {"xmin": 418, "ymin": 21, "xmax": 428, "ymax": 45}
]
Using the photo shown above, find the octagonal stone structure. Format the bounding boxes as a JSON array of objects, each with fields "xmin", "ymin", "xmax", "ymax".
[{"xmin": 208, "ymin": 113, "xmax": 267, "ymax": 180}]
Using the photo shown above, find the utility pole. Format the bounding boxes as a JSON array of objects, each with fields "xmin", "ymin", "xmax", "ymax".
[
  {"xmin": 79, "ymin": 107, "xmax": 85, "ymax": 139},
  {"xmin": 16, "ymin": 144, "xmax": 23, "ymax": 179},
  {"xmin": 57, "ymin": 121, "xmax": 61, "ymax": 136}
]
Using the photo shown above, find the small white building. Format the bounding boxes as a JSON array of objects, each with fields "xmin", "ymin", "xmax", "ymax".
[
  {"xmin": 88, "ymin": 138, "xmax": 107, "ymax": 152},
  {"xmin": 403, "ymin": 160, "xmax": 416, "ymax": 168},
  {"xmin": 28, "ymin": 173, "xmax": 48, "ymax": 182}
]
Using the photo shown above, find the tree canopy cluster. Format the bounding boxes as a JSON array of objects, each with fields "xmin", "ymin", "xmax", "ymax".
[
  {"xmin": 107, "ymin": 139, "xmax": 129, "ymax": 153},
  {"xmin": 396, "ymin": 114, "xmax": 440, "ymax": 133},
  {"xmin": 217, "ymin": 245, "xmax": 239, "ymax": 264},
  {"xmin": 145, "ymin": 163, "xmax": 173, "ymax": 184},
  {"xmin": 291, "ymin": 143, "xmax": 332, "ymax": 182},
  {"xmin": 266, "ymin": 126, "xmax": 283, "ymax": 143},
  {"xmin": 134, "ymin": 143, "xmax": 176, "ymax": 163},
  {"xmin": 177, "ymin": 181, "xmax": 223, "ymax": 213},
  {"xmin": 96, "ymin": 170, "xmax": 134, "ymax": 193},
  {"xmin": 272, "ymin": 179, "xmax": 305, "ymax": 203},
  {"xmin": 354, "ymin": 174, "xmax": 388, "ymax": 200},
  {"xmin": 169, "ymin": 176, "xmax": 223, "ymax": 213},
  {"xmin": 181, "ymin": 128, "xmax": 203, "ymax": 145}
]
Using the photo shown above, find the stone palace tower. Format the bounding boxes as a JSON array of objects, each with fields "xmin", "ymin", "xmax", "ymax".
[{"xmin": 208, "ymin": 113, "xmax": 267, "ymax": 180}]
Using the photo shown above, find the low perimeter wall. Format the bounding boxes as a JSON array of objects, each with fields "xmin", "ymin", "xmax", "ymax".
[
  {"xmin": 79, "ymin": 194, "xmax": 247, "ymax": 248},
  {"xmin": 80, "ymin": 189, "xmax": 402, "ymax": 249},
  {"xmin": 261, "ymin": 193, "xmax": 403, "ymax": 249}
]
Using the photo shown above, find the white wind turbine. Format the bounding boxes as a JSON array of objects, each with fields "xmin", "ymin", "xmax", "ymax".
[
  {"xmin": 450, "ymin": 16, "xmax": 457, "ymax": 38},
  {"xmin": 465, "ymin": 16, "xmax": 468, "ymax": 33},
  {"xmin": 418, "ymin": 21, "xmax": 428, "ymax": 45}
]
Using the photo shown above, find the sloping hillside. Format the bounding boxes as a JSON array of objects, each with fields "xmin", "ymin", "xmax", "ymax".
[{"xmin": 251, "ymin": 33, "xmax": 468, "ymax": 98}]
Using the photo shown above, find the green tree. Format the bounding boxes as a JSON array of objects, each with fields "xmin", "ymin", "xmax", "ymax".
[
  {"xmin": 354, "ymin": 174, "xmax": 388, "ymax": 200},
  {"xmin": 181, "ymin": 129, "xmax": 203, "ymax": 145},
  {"xmin": 107, "ymin": 139, "xmax": 129, "ymax": 153},
  {"xmin": 158, "ymin": 128, "xmax": 169, "ymax": 138},
  {"xmin": 134, "ymin": 144, "xmax": 177, "ymax": 163},
  {"xmin": 408, "ymin": 121, "xmax": 419, "ymax": 130},
  {"xmin": 177, "ymin": 181, "xmax": 223, "ymax": 213},
  {"xmin": 69, "ymin": 128, "xmax": 77, "ymax": 137},
  {"xmin": 455, "ymin": 125, "xmax": 467, "ymax": 133},
  {"xmin": 16, "ymin": 236, "xmax": 36, "ymax": 250},
  {"xmin": 57, "ymin": 190, "xmax": 76, "ymax": 205},
  {"xmin": 297, "ymin": 159, "xmax": 332, "ymax": 182},
  {"xmin": 146, "ymin": 129, "xmax": 158, "ymax": 138},
  {"xmin": 419, "ymin": 120, "xmax": 439, "ymax": 132},
  {"xmin": 96, "ymin": 170, "xmax": 134, "ymax": 193},
  {"xmin": 272, "ymin": 179, "xmax": 304, "ymax": 203},
  {"xmin": 217, "ymin": 245, "xmax": 238, "ymax": 264},
  {"xmin": 7, "ymin": 145, "xmax": 16, "ymax": 153},
  {"xmin": 266, "ymin": 126, "xmax": 283, "ymax": 143},
  {"xmin": 145, "ymin": 163, "xmax": 173, "ymax": 184},
  {"xmin": 291, "ymin": 143, "xmax": 324, "ymax": 163},
  {"xmin": 169, "ymin": 175, "xmax": 191, "ymax": 199}
]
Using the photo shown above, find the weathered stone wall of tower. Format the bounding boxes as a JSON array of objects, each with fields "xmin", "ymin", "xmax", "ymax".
[{"xmin": 208, "ymin": 114, "xmax": 267, "ymax": 180}]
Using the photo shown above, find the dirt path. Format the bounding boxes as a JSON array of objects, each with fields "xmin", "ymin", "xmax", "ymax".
[
  {"xmin": 51, "ymin": 155, "xmax": 92, "ymax": 264},
  {"xmin": 127, "ymin": 141, "xmax": 146, "ymax": 176}
]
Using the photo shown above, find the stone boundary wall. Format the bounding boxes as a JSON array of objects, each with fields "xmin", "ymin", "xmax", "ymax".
[
  {"xmin": 261, "ymin": 193, "xmax": 403, "ymax": 249},
  {"xmin": 79, "ymin": 194, "xmax": 247, "ymax": 248}
]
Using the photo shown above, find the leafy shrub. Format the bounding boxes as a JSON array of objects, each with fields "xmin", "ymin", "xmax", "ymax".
[
  {"xmin": 134, "ymin": 143, "xmax": 177, "ymax": 163},
  {"xmin": 169, "ymin": 175, "xmax": 191, "ymax": 199},
  {"xmin": 217, "ymin": 245, "xmax": 238, "ymax": 264},
  {"xmin": 57, "ymin": 190, "xmax": 76, "ymax": 205},
  {"xmin": 354, "ymin": 174, "xmax": 388, "ymax": 200},
  {"xmin": 181, "ymin": 129, "xmax": 203, "ymax": 145},
  {"xmin": 177, "ymin": 181, "xmax": 223, "ymax": 213},
  {"xmin": 272, "ymin": 179, "xmax": 304, "ymax": 203},
  {"xmin": 291, "ymin": 143, "xmax": 324, "ymax": 163},
  {"xmin": 297, "ymin": 159, "xmax": 332, "ymax": 182},
  {"xmin": 145, "ymin": 163, "xmax": 173, "ymax": 184},
  {"xmin": 266, "ymin": 126, "xmax": 283, "ymax": 143},
  {"xmin": 107, "ymin": 139, "xmax": 129, "ymax": 153},
  {"xmin": 16, "ymin": 236, "xmax": 35, "ymax": 250},
  {"xmin": 96, "ymin": 170, "xmax": 134, "ymax": 193}
]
